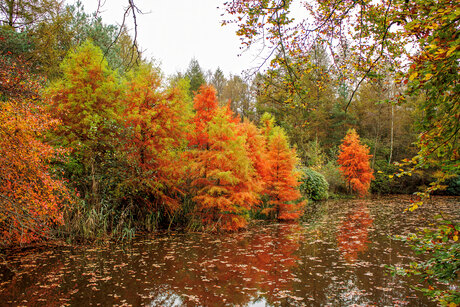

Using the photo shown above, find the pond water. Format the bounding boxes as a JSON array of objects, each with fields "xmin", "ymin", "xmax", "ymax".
[{"xmin": 0, "ymin": 196, "xmax": 458, "ymax": 306}]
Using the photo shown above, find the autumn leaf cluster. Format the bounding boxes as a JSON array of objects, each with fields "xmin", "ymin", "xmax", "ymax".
[{"xmin": 0, "ymin": 56, "xmax": 71, "ymax": 244}]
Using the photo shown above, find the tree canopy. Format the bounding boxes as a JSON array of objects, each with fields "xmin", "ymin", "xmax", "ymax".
[{"xmin": 223, "ymin": 0, "xmax": 459, "ymax": 203}]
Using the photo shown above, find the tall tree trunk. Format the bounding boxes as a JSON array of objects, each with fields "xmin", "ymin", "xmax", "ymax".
[
  {"xmin": 372, "ymin": 107, "xmax": 381, "ymax": 169},
  {"xmin": 372, "ymin": 133, "xmax": 379, "ymax": 169},
  {"xmin": 388, "ymin": 103, "xmax": 394, "ymax": 165},
  {"xmin": 7, "ymin": 0, "xmax": 14, "ymax": 27}
]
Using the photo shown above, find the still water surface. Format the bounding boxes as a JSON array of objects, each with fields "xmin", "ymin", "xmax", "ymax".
[{"xmin": 0, "ymin": 196, "xmax": 458, "ymax": 306}]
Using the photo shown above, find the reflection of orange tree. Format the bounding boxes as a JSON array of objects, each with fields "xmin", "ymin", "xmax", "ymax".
[
  {"xmin": 248, "ymin": 223, "xmax": 302, "ymax": 304},
  {"xmin": 167, "ymin": 223, "xmax": 302, "ymax": 305},
  {"xmin": 337, "ymin": 205, "xmax": 373, "ymax": 262}
]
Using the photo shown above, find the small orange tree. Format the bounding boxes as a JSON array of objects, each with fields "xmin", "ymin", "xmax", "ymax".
[
  {"xmin": 188, "ymin": 84, "xmax": 219, "ymax": 149},
  {"xmin": 264, "ymin": 127, "xmax": 304, "ymax": 220},
  {"xmin": 191, "ymin": 107, "xmax": 262, "ymax": 230},
  {"xmin": 337, "ymin": 129, "xmax": 374, "ymax": 197}
]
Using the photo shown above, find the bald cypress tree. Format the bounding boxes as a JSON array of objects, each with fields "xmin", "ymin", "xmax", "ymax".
[{"xmin": 337, "ymin": 129, "xmax": 374, "ymax": 197}]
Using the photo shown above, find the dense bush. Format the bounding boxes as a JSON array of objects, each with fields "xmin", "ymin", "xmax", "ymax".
[
  {"xmin": 371, "ymin": 163, "xmax": 400, "ymax": 195},
  {"xmin": 299, "ymin": 168, "xmax": 329, "ymax": 201}
]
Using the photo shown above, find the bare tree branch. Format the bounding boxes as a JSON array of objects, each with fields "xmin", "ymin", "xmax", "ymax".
[
  {"xmin": 94, "ymin": 0, "xmax": 106, "ymax": 19},
  {"xmin": 345, "ymin": 0, "xmax": 394, "ymax": 111},
  {"xmin": 100, "ymin": 0, "xmax": 144, "ymax": 70}
]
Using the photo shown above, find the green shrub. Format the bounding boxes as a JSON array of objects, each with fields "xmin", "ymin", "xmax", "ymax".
[
  {"xmin": 370, "ymin": 162, "xmax": 398, "ymax": 195},
  {"xmin": 446, "ymin": 175, "xmax": 460, "ymax": 196},
  {"xmin": 319, "ymin": 161, "xmax": 347, "ymax": 195},
  {"xmin": 299, "ymin": 168, "xmax": 329, "ymax": 201},
  {"xmin": 371, "ymin": 161, "xmax": 433, "ymax": 195}
]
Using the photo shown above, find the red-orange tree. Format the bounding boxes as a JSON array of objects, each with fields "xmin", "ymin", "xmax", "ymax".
[
  {"xmin": 121, "ymin": 65, "xmax": 191, "ymax": 215},
  {"xmin": 337, "ymin": 129, "xmax": 374, "ymax": 197},
  {"xmin": 189, "ymin": 86, "xmax": 262, "ymax": 230},
  {"xmin": 188, "ymin": 85, "xmax": 219, "ymax": 149},
  {"xmin": 0, "ymin": 57, "xmax": 71, "ymax": 244},
  {"xmin": 264, "ymin": 127, "xmax": 304, "ymax": 220}
]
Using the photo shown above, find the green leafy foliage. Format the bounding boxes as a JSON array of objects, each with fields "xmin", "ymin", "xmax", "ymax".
[
  {"xmin": 0, "ymin": 27, "xmax": 33, "ymax": 57},
  {"xmin": 299, "ymin": 168, "xmax": 329, "ymax": 201},
  {"xmin": 318, "ymin": 160, "xmax": 348, "ymax": 196},
  {"xmin": 46, "ymin": 40, "xmax": 121, "ymax": 151},
  {"xmin": 185, "ymin": 58, "xmax": 206, "ymax": 96},
  {"xmin": 391, "ymin": 218, "xmax": 460, "ymax": 306},
  {"xmin": 445, "ymin": 175, "xmax": 460, "ymax": 196}
]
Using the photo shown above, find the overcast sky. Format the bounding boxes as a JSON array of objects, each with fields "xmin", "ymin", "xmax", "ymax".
[{"xmin": 71, "ymin": 0, "xmax": 258, "ymax": 77}]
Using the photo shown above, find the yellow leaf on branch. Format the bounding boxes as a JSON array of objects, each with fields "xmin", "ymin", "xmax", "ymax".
[{"xmin": 409, "ymin": 72, "xmax": 418, "ymax": 81}]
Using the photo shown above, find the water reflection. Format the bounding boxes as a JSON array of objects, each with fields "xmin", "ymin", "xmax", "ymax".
[
  {"xmin": 1, "ymin": 196, "xmax": 455, "ymax": 306},
  {"xmin": 337, "ymin": 203, "xmax": 373, "ymax": 262},
  {"xmin": 149, "ymin": 223, "xmax": 302, "ymax": 306}
]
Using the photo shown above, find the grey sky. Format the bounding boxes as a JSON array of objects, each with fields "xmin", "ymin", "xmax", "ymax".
[{"xmin": 72, "ymin": 0, "xmax": 257, "ymax": 77}]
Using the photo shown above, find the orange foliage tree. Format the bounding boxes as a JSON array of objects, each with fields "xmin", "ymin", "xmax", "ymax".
[
  {"xmin": 238, "ymin": 120, "xmax": 269, "ymax": 190},
  {"xmin": 120, "ymin": 65, "xmax": 191, "ymax": 215},
  {"xmin": 337, "ymin": 129, "xmax": 374, "ymax": 197},
  {"xmin": 264, "ymin": 127, "xmax": 304, "ymax": 220},
  {"xmin": 0, "ymin": 57, "xmax": 71, "ymax": 244},
  {"xmin": 188, "ymin": 84, "xmax": 219, "ymax": 149},
  {"xmin": 189, "ymin": 86, "xmax": 262, "ymax": 230}
]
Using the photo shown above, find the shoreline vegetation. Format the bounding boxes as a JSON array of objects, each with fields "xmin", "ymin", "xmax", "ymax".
[{"xmin": 0, "ymin": 194, "xmax": 456, "ymax": 248}]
